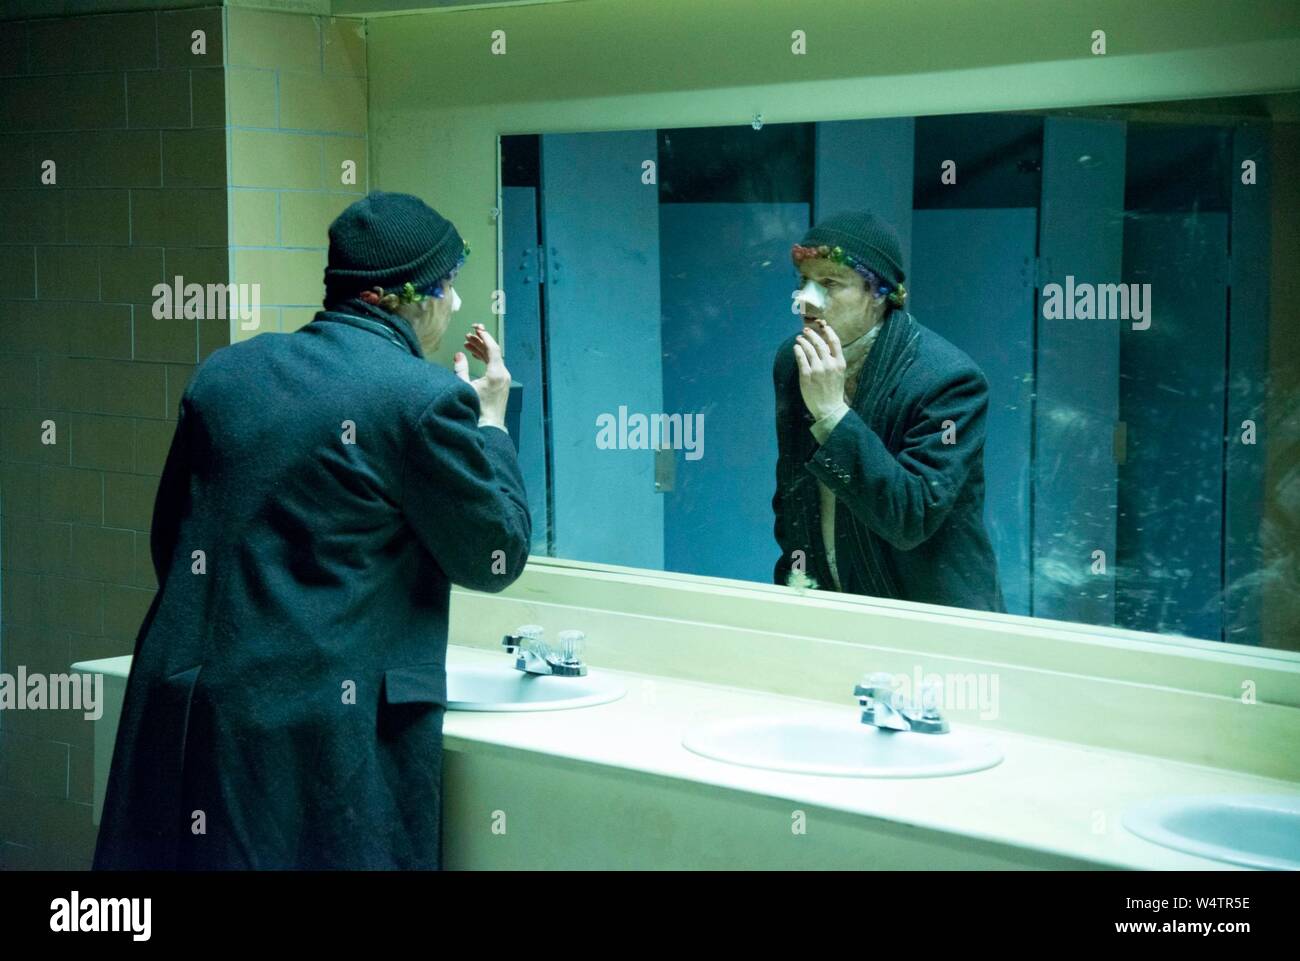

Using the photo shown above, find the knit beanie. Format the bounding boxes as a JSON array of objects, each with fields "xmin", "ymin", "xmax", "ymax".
[
  {"xmin": 323, "ymin": 191, "xmax": 467, "ymax": 307},
  {"xmin": 794, "ymin": 210, "xmax": 906, "ymax": 288}
]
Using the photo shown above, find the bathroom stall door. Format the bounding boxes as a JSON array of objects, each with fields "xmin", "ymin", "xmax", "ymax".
[
  {"xmin": 500, "ymin": 185, "xmax": 549, "ymax": 555},
  {"xmin": 1117, "ymin": 212, "xmax": 1228, "ymax": 642},
  {"xmin": 659, "ymin": 202, "xmax": 809, "ymax": 581},
  {"xmin": 909, "ymin": 209, "xmax": 1037, "ymax": 615},
  {"xmin": 540, "ymin": 132, "xmax": 663, "ymax": 568},
  {"xmin": 1034, "ymin": 117, "xmax": 1127, "ymax": 626}
]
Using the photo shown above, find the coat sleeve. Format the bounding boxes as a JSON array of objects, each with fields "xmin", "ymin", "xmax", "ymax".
[
  {"xmin": 804, "ymin": 368, "xmax": 989, "ymax": 551},
  {"xmin": 401, "ymin": 380, "xmax": 532, "ymax": 593},
  {"xmin": 150, "ymin": 393, "xmax": 194, "ymax": 589}
]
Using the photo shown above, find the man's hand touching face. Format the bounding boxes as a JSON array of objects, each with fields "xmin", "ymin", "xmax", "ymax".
[{"xmin": 793, "ymin": 318, "xmax": 847, "ymax": 421}]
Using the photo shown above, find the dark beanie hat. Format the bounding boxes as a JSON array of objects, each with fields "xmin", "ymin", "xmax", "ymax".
[
  {"xmin": 323, "ymin": 191, "xmax": 466, "ymax": 307},
  {"xmin": 796, "ymin": 210, "xmax": 906, "ymax": 287}
]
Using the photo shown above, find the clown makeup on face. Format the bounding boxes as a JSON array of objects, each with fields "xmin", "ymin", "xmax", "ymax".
[
  {"xmin": 400, "ymin": 280, "xmax": 459, "ymax": 355},
  {"xmin": 427, "ymin": 282, "xmax": 459, "ymax": 350},
  {"xmin": 794, "ymin": 258, "xmax": 887, "ymax": 347}
]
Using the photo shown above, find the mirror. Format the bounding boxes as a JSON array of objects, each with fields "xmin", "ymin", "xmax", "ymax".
[{"xmin": 498, "ymin": 92, "xmax": 1300, "ymax": 652}]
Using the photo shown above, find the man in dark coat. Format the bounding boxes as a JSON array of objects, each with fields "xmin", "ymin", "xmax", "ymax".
[
  {"xmin": 93, "ymin": 192, "xmax": 530, "ymax": 870},
  {"xmin": 773, "ymin": 211, "xmax": 1003, "ymax": 612}
]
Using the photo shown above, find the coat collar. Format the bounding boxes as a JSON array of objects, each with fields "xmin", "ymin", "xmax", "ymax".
[
  {"xmin": 854, "ymin": 309, "xmax": 919, "ymax": 420},
  {"xmin": 310, "ymin": 297, "xmax": 426, "ymax": 359},
  {"xmin": 841, "ymin": 322, "xmax": 880, "ymax": 371}
]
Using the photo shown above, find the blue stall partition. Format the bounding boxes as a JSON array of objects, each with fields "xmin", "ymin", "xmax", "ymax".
[
  {"xmin": 659, "ymin": 202, "xmax": 809, "ymax": 582},
  {"xmin": 814, "ymin": 118, "xmax": 916, "ymax": 277},
  {"xmin": 540, "ymin": 131, "xmax": 664, "ymax": 569},
  {"xmin": 1225, "ymin": 124, "xmax": 1271, "ymax": 646},
  {"xmin": 1117, "ymin": 212, "xmax": 1228, "ymax": 642},
  {"xmin": 910, "ymin": 208, "xmax": 1038, "ymax": 616}
]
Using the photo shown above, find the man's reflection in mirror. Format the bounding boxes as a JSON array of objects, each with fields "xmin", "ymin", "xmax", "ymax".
[{"xmin": 772, "ymin": 211, "xmax": 1004, "ymax": 612}]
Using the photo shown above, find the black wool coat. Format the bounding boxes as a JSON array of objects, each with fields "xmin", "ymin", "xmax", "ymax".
[
  {"xmin": 772, "ymin": 309, "xmax": 1004, "ymax": 612},
  {"xmin": 92, "ymin": 297, "xmax": 531, "ymax": 870}
]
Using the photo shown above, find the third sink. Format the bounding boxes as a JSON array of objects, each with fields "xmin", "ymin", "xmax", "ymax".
[{"xmin": 682, "ymin": 711, "xmax": 1003, "ymax": 778}]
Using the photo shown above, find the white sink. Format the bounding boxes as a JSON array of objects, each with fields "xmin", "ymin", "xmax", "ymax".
[
  {"xmin": 1122, "ymin": 794, "xmax": 1300, "ymax": 870},
  {"xmin": 682, "ymin": 711, "xmax": 1003, "ymax": 778},
  {"xmin": 446, "ymin": 663, "xmax": 625, "ymax": 712}
]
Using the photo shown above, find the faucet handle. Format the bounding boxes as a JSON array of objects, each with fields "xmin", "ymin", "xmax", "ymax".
[
  {"xmin": 916, "ymin": 680, "xmax": 944, "ymax": 718},
  {"xmin": 855, "ymin": 672, "xmax": 902, "ymax": 712},
  {"xmin": 503, "ymin": 624, "xmax": 546, "ymax": 655},
  {"xmin": 556, "ymin": 629, "xmax": 585, "ymax": 665},
  {"xmin": 855, "ymin": 671, "xmax": 896, "ymax": 696}
]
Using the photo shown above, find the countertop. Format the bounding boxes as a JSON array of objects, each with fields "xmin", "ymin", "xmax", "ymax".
[
  {"xmin": 441, "ymin": 645, "xmax": 1299, "ymax": 870},
  {"xmin": 76, "ymin": 646, "xmax": 1297, "ymax": 868}
]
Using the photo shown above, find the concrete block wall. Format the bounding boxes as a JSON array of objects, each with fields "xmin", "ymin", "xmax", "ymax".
[
  {"xmin": 0, "ymin": 1, "xmax": 365, "ymax": 869},
  {"xmin": 0, "ymin": 4, "xmax": 228, "ymax": 870},
  {"xmin": 226, "ymin": 6, "xmax": 367, "ymax": 339}
]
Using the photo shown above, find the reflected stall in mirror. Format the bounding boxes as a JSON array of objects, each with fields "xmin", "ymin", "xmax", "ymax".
[{"xmin": 498, "ymin": 92, "xmax": 1300, "ymax": 652}]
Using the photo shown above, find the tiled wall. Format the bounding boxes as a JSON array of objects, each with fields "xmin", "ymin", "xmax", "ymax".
[
  {"xmin": 0, "ymin": 5, "xmax": 227, "ymax": 871},
  {"xmin": 0, "ymin": 3, "xmax": 366, "ymax": 870},
  {"xmin": 226, "ymin": 6, "xmax": 367, "ymax": 339}
]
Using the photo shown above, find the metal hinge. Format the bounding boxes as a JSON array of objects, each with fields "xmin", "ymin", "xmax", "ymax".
[{"xmin": 519, "ymin": 245, "xmax": 545, "ymax": 285}]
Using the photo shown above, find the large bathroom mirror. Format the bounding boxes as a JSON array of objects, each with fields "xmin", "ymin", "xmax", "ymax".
[{"xmin": 497, "ymin": 92, "xmax": 1300, "ymax": 652}]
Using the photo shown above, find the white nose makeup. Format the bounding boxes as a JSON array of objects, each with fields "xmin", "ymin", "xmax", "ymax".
[
  {"xmin": 449, "ymin": 288, "xmax": 462, "ymax": 312},
  {"xmin": 793, "ymin": 279, "xmax": 830, "ymax": 313}
]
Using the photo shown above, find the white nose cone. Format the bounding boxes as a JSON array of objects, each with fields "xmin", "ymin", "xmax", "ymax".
[
  {"xmin": 793, "ymin": 280, "xmax": 829, "ymax": 312},
  {"xmin": 449, "ymin": 287, "xmax": 462, "ymax": 312}
]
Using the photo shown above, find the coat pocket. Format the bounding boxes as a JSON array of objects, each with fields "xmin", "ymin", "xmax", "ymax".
[
  {"xmin": 158, "ymin": 665, "xmax": 202, "ymax": 801},
  {"xmin": 382, "ymin": 663, "xmax": 448, "ymax": 707}
]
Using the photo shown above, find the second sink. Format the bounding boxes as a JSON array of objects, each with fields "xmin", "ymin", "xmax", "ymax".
[
  {"xmin": 682, "ymin": 711, "xmax": 1003, "ymax": 778},
  {"xmin": 447, "ymin": 662, "xmax": 625, "ymax": 712}
]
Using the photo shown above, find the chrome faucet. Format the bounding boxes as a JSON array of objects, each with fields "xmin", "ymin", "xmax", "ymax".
[
  {"xmin": 854, "ymin": 672, "xmax": 950, "ymax": 734},
  {"xmin": 501, "ymin": 625, "xmax": 588, "ymax": 677}
]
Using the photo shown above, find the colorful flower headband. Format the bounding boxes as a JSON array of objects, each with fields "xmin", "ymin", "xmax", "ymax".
[
  {"xmin": 358, "ymin": 241, "xmax": 471, "ymax": 306},
  {"xmin": 791, "ymin": 243, "xmax": 907, "ymax": 308}
]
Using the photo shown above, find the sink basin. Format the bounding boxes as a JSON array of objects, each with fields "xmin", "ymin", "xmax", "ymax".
[
  {"xmin": 446, "ymin": 663, "xmax": 625, "ymax": 712},
  {"xmin": 682, "ymin": 711, "xmax": 1003, "ymax": 778},
  {"xmin": 1122, "ymin": 794, "xmax": 1300, "ymax": 870}
]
